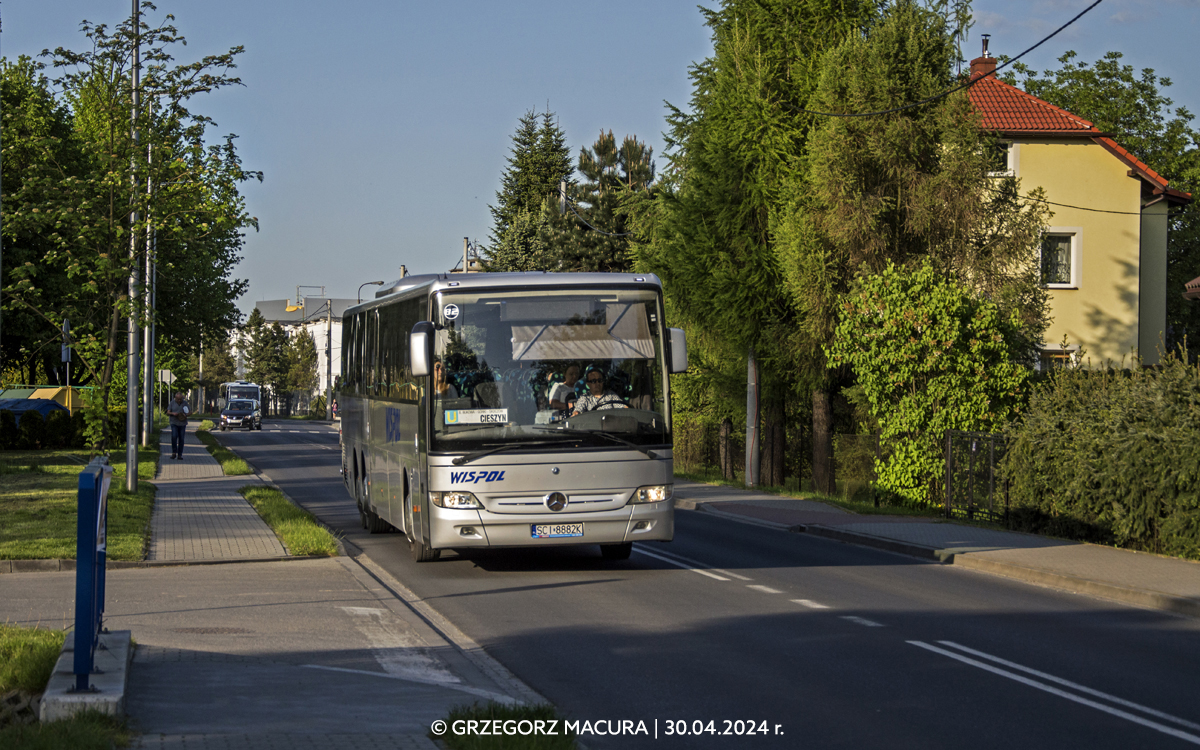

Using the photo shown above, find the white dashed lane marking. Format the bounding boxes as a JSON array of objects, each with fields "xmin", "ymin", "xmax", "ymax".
[
  {"xmin": 792, "ymin": 599, "xmax": 830, "ymax": 609},
  {"xmin": 840, "ymin": 616, "xmax": 885, "ymax": 628},
  {"xmin": 746, "ymin": 585, "xmax": 783, "ymax": 594}
]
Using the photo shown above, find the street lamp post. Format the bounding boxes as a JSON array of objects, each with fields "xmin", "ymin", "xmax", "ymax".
[{"xmin": 358, "ymin": 280, "xmax": 384, "ymax": 304}]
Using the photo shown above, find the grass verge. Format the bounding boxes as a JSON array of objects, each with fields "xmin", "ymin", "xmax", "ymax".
[
  {"xmin": 238, "ymin": 486, "xmax": 337, "ymax": 556},
  {"xmin": 0, "ymin": 625, "xmax": 130, "ymax": 748},
  {"xmin": 0, "ymin": 448, "xmax": 156, "ymax": 561},
  {"xmin": 434, "ymin": 702, "xmax": 577, "ymax": 750},
  {"xmin": 0, "ymin": 624, "xmax": 65, "ymax": 694},
  {"xmin": 0, "ymin": 711, "xmax": 132, "ymax": 750},
  {"xmin": 672, "ymin": 469, "xmax": 949, "ymax": 520},
  {"xmin": 193, "ymin": 430, "xmax": 252, "ymax": 475}
]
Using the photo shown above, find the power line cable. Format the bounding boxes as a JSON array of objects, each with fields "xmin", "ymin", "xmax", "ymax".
[
  {"xmin": 988, "ymin": 183, "xmax": 1150, "ymax": 215},
  {"xmin": 781, "ymin": 0, "xmax": 1104, "ymax": 118}
]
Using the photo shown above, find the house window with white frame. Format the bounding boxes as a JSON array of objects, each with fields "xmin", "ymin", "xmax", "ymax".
[
  {"xmin": 1040, "ymin": 230, "xmax": 1080, "ymax": 288},
  {"xmin": 986, "ymin": 141, "xmax": 1013, "ymax": 176}
]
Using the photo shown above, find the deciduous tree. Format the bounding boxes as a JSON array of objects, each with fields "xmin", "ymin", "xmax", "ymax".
[
  {"xmin": 0, "ymin": 6, "xmax": 259, "ymax": 446},
  {"xmin": 828, "ymin": 261, "xmax": 1032, "ymax": 506}
]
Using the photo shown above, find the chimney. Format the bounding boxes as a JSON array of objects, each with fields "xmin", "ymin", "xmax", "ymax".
[{"xmin": 970, "ymin": 35, "xmax": 996, "ymax": 79}]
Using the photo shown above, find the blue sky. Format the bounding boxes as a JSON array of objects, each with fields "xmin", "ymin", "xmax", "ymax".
[{"xmin": 5, "ymin": 1, "xmax": 1197, "ymax": 315}]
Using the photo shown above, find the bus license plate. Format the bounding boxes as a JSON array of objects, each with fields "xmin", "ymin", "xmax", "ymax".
[{"xmin": 532, "ymin": 523, "xmax": 583, "ymax": 539}]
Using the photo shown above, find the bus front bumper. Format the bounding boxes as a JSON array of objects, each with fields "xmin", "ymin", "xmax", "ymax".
[{"xmin": 429, "ymin": 501, "xmax": 673, "ymax": 549}]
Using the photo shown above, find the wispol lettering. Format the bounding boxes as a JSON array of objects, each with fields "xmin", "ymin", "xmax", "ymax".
[{"xmin": 449, "ymin": 470, "xmax": 506, "ymax": 484}]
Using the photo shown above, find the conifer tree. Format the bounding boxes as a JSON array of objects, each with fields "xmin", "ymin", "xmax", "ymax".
[
  {"xmin": 776, "ymin": 2, "xmax": 1050, "ymax": 496},
  {"xmin": 486, "ymin": 109, "xmax": 573, "ymax": 270},
  {"xmin": 628, "ymin": 0, "xmax": 877, "ymax": 489},
  {"xmin": 546, "ymin": 131, "xmax": 655, "ymax": 272},
  {"xmin": 286, "ymin": 329, "xmax": 320, "ymax": 394}
]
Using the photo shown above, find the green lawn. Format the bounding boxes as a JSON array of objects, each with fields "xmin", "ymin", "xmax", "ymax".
[
  {"xmin": 672, "ymin": 468, "xmax": 949, "ymax": 519},
  {"xmin": 0, "ymin": 624, "xmax": 65, "ymax": 694},
  {"xmin": 194, "ymin": 430, "xmax": 252, "ymax": 475},
  {"xmin": 0, "ymin": 625, "xmax": 130, "ymax": 748},
  {"xmin": 239, "ymin": 485, "xmax": 338, "ymax": 556},
  {"xmin": 0, "ymin": 439, "xmax": 158, "ymax": 561}
]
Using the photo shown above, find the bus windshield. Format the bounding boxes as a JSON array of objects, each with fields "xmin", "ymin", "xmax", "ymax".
[{"xmin": 431, "ymin": 288, "xmax": 670, "ymax": 452}]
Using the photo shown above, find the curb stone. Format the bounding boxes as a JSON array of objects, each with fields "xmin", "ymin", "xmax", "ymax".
[{"xmin": 680, "ymin": 497, "xmax": 1200, "ymax": 620}]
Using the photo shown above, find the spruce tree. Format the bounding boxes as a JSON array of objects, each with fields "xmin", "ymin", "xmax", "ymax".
[
  {"xmin": 546, "ymin": 131, "xmax": 655, "ymax": 272},
  {"xmin": 628, "ymin": 0, "xmax": 877, "ymax": 489},
  {"xmin": 487, "ymin": 109, "xmax": 573, "ymax": 270}
]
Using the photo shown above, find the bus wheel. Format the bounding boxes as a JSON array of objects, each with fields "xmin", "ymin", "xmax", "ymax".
[
  {"xmin": 601, "ymin": 543, "xmax": 633, "ymax": 561},
  {"xmin": 365, "ymin": 507, "xmax": 390, "ymax": 534},
  {"xmin": 410, "ymin": 537, "xmax": 440, "ymax": 562}
]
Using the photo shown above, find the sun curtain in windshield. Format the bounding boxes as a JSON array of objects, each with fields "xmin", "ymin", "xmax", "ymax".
[{"xmin": 431, "ymin": 288, "xmax": 670, "ymax": 452}]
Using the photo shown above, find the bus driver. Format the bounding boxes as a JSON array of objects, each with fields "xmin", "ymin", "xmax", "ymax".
[{"xmin": 571, "ymin": 369, "xmax": 627, "ymax": 416}]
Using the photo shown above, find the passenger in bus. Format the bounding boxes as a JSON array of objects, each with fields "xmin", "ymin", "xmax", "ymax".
[
  {"xmin": 549, "ymin": 363, "xmax": 581, "ymax": 412},
  {"xmin": 433, "ymin": 359, "xmax": 458, "ymax": 398},
  {"xmin": 572, "ymin": 369, "xmax": 627, "ymax": 415}
]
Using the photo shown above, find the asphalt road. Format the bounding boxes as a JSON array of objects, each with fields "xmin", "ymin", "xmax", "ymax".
[{"xmin": 219, "ymin": 421, "xmax": 1200, "ymax": 750}]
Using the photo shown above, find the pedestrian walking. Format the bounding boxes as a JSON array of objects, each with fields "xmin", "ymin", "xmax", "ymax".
[{"xmin": 166, "ymin": 391, "xmax": 190, "ymax": 460}]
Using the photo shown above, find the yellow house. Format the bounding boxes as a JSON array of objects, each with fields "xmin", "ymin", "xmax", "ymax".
[{"xmin": 968, "ymin": 54, "xmax": 1192, "ymax": 367}]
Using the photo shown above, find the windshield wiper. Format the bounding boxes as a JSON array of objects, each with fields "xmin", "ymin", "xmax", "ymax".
[
  {"xmin": 452, "ymin": 440, "xmax": 578, "ymax": 466},
  {"xmin": 533, "ymin": 427, "xmax": 660, "ymax": 459}
]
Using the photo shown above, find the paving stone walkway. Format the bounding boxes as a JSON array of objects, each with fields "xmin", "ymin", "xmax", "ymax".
[{"xmin": 149, "ymin": 426, "xmax": 286, "ymax": 561}]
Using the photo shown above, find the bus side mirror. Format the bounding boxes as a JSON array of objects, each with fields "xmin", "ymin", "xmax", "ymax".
[
  {"xmin": 668, "ymin": 328, "xmax": 688, "ymax": 373},
  {"xmin": 411, "ymin": 321, "xmax": 435, "ymax": 377}
]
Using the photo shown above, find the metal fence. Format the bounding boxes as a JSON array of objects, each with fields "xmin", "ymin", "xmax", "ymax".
[
  {"xmin": 944, "ymin": 430, "xmax": 1007, "ymax": 522},
  {"xmin": 673, "ymin": 416, "xmax": 881, "ymax": 502}
]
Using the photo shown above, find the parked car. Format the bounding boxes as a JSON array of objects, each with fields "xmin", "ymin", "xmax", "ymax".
[{"xmin": 220, "ymin": 399, "xmax": 261, "ymax": 431}]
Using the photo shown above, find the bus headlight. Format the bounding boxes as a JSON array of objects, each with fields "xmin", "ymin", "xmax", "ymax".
[
  {"xmin": 430, "ymin": 491, "xmax": 482, "ymax": 509},
  {"xmin": 632, "ymin": 484, "xmax": 673, "ymax": 504}
]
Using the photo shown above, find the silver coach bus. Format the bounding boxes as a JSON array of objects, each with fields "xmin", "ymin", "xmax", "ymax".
[{"xmin": 339, "ymin": 272, "xmax": 687, "ymax": 562}]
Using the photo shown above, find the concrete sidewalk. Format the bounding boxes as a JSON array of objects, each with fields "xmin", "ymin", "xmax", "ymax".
[
  {"xmin": 0, "ymin": 424, "xmax": 538, "ymax": 748},
  {"xmin": 674, "ymin": 481, "xmax": 1200, "ymax": 619},
  {"xmin": 151, "ymin": 424, "xmax": 285, "ymax": 562}
]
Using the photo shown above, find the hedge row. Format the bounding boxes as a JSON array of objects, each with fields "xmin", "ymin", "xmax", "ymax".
[
  {"xmin": 0, "ymin": 410, "xmax": 88, "ymax": 450},
  {"xmin": 1002, "ymin": 352, "xmax": 1200, "ymax": 559}
]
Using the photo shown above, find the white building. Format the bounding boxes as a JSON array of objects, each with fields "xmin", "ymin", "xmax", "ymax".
[{"xmin": 254, "ymin": 297, "xmax": 356, "ymax": 397}]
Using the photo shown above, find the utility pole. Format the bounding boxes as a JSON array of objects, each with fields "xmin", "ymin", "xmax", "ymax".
[
  {"xmin": 62, "ymin": 319, "xmax": 71, "ymax": 413},
  {"xmin": 326, "ymin": 300, "xmax": 333, "ymax": 421},
  {"xmin": 126, "ymin": 0, "xmax": 141, "ymax": 492},
  {"xmin": 745, "ymin": 347, "xmax": 760, "ymax": 488},
  {"xmin": 142, "ymin": 102, "xmax": 155, "ymax": 446},
  {"xmin": 463, "ymin": 237, "xmax": 469, "ymax": 274}
]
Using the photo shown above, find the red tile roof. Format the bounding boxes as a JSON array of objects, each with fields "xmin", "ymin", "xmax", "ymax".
[
  {"xmin": 966, "ymin": 57, "xmax": 1191, "ymax": 204},
  {"xmin": 1185, "ymin": 275, "xmax": 1200, "ymax": 301},
  {"xmin": 968, "ymin": 73, "xmax": 1098, "ymax": 134}
]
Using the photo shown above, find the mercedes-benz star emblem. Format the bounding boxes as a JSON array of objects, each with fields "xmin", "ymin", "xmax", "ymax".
[{"xmin": 544, "ymin": 492, "xmax": 568, "ymax": 512}]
